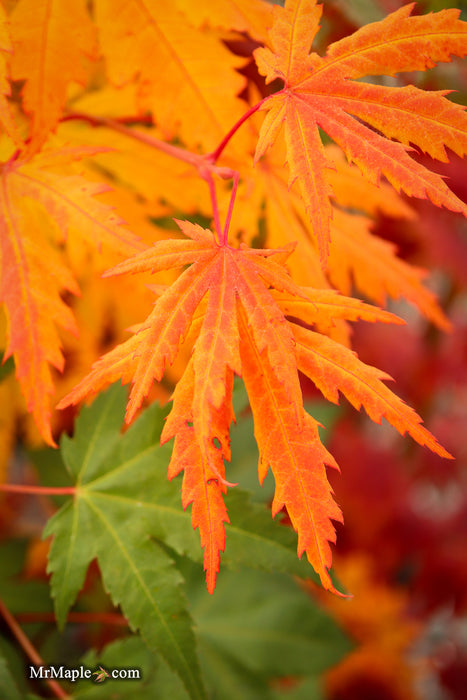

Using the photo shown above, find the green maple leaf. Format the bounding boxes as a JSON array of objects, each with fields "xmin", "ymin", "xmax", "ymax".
[
  {"xmin": 44, "ymin": 384, "xmax": 207, "ymax": 700},
  {"xmin": 44, "ymin": 384, "xmax": 344, "ymax": 699}
]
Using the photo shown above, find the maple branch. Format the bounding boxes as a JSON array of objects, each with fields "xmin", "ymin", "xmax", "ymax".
[
  {"xmin": 222, "ymin": 172, "xmax": 240, "ymax": 246},
  {"xmin": 63, "ymin": 111, "xmax": 202, "ymax": 169},
  {"xmin": 65, "ymin": 97, "xmax": 269, "ymax": 178},
  {"xmin": 5, "ymin": 148, "xmax": 21, "ymax": 166},
  {"xmin": 0, "ymin": 483, "xmax": 75, "ymax": 495},
  {"xmin": 0, "ymin": 597, "xmax": 70, "ymax": 699},
  {"xmin": 207, "ymin": 97, "xmax": 270, "ymax": 163},
  {"xmin": 66, "ymin": 99, "xmax": 270, "ymax": 169},
  {"xmin": 63, "ymin": 112, "xmax": 237, "ymax": 237}
]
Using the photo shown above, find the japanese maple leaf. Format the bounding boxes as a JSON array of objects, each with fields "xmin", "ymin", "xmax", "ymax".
[
  {"xmin": 254, "ymin": 0, "xmax": 467, "ymax": 263},
  {"xmin": 94, "ymin": 0, "xmax": 247, "ymax": 152},
  {"xmin": 240, "ymin": 140, "xmax": 449, "ymax": 329},
  {"xmin": 0, "ymin": 142, "xmax": 141, "ymax": 444},
  {"xmin": 9, "ymin": 0, "xmax": 97, "ymax": 154},
  {"xmin": 58, "ymin": 221, "xmax": 450, "ymax": 594}
]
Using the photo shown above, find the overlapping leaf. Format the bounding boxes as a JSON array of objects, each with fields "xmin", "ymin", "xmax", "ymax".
[
  {"xmin": 46, "ymin": 385, "xmax": 207, "ymax": 700},
  {"xmin": 254, "ymin": 0, "xmax": 467, "ymax": 263},
  {"xmin": 47, "ymin": 383, "xmax": 349, "ymax": 697},
  {"xmin": 0, "ymin": 142, "xmax": 141, "ymax": 444},
  {"xmin": 73, "ymin": 563, "xmax": 350, "ymax": 700},
  {"xmin": 0, "ymin": 1, "xmax": 464, "ymax": 695},
  {"xmin": 327, "ymin": 209, "xmax": 451, "ymax": 331},
  {"xmin": 9, "ymin": 0, "xmax": 97, "ymax": 153},
  {"xmin": 58, "ymin": 222, "xmax": 450, "ymax": 593},
  {"xmin": 94, "ymin": 0, "xmax": 247, "ymax": 151},
  {"xmin": 240, "ymin": 140, "xmax": 449, "ymax": 329},
  {"xmin": 175, "ymin": 0, "xmax": 272, "ymax": 43}
]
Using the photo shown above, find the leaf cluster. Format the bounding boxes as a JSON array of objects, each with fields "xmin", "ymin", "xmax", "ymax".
[{"xmin": 0, "ymin": 0, "xmax": 466, "ymax": 696}]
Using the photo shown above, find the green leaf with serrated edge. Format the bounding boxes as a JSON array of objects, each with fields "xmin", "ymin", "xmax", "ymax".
[
  {"xmin": 60, "ymin": 383, "xmax": 127, "ymax": 482},
  {"xmin": 75, "ymin": 570, "xmax": 348, "ymax": 700},
  {"xmin": 52, "ymin": 387, "xmax": 341, "ymax": 589},
  {"xmin": 45, "ymin": 385, "xmax": 345, "ymax": 697},
  {"xmin": 45, "ymin": 385, "xmax": 207, "ymax": 700},
  {"xmin": 45, "ymin": 497, "xmax": 99, "ymax": 627}
]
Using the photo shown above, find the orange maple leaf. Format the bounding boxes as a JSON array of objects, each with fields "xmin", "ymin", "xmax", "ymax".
[
  {"xmin": 254, "ymin": 0, "xmax": 467, "ymax": 263},
  {"xmin": 243, "ymin": 137, "xmax": 449, "ymax": 329},
  {"xmin": 0, "ymin": 143, "xmax": 141, "ymax": 444},
  {"xmin": 58, "ymin": 221, "xmax": 450, "ymax": 593}
]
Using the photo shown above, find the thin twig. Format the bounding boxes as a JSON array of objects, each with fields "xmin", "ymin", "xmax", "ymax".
[
  {"xmin": 0, "ymin": 483, "xmax": 75, "ymax": 496},
  {"xmin": 206, "ymin": 173, "xmax": 222, "ymax": 242},
  {"xmin": 0, "ymin": 597, "xmax": 70, "ymax": 699},
  {"xmin": 222, "ymin": 172, "xmax": 240, "ymax": 246},
  {"xmin": 63, "ymin": 112, "xmax": 202, "ymax": 168},
  {"xmin": 207, "ymin": 97, "xmax": 270, "ymax": 163},
  {"xmin": 62, "ymin": 109, "xmax": 256, "ymax": 248}
]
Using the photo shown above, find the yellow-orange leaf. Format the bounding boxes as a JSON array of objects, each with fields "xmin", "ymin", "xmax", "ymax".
[
  {"xmin": 175, "ymin": 0, "xmax": 272, "ymax": 43},
  {"xmin": 10, "ymin": 0, "xmax": 97, "ymax": 153},
  {"xmin": 321, "ymin": 3, "xmax": 467, "ymax": 78},
  {"xmin": 0, "ymin": 194, "xmax": 78, "ymax": 445},
  {"xmin": 94, "ymin": 0, "xmax": 247, "ymax": 152},
  {"xmin": 273, "ymin": 287, "xmax": 404, "ymax": 328},
  {"xmin": 254, "ymin": 0, "xmax": 322, "ymax": 85},
  {"xmin": 0, "ymin": 144, "xmax": 141, "ymax": 443},
  {"xmin": 192, "ymin": 251, "xmax": 241, "ymax": 446},
  {"xmin": 57, "ymin": 120, "xmax": 212, "ymax": 215},
  {"xmin": 251, "ymin": 142, "xmax": 448, "ymax": 327},
  {"xmin": 325, "ymin": 145, "xmax": 416, "ymax": 221}
]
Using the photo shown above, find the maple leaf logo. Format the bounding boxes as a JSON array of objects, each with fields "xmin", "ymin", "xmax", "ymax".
[{"xmin": 92, "ymin": 665, "xmax": 110, "ymax": 683}]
